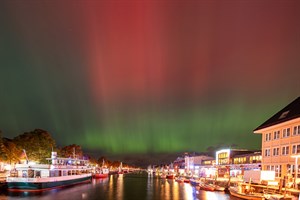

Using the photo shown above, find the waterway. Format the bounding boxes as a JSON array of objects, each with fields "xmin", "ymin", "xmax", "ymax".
[{"xmin": 1, "ymin": 172, "xmax": 239, "ymax": 200}]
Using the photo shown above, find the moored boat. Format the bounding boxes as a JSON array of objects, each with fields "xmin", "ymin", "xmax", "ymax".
[
  {"xmin": 190, "ymin": 178, "xmax": 201, "ymax": 186},
  {"xmin": 199, "ymin": 183, "xmax": 215, "ymax": 191},
  {"xmin": 229, "ymin": 186, "xmax": 265, "ymax": 200},
  {"xmin": 117, "ymin": 162, "xmax": 123, "ymax": 174},
  {"xmin": 160, "ymin": 173, "xmax": 166, "ymax": 179},
  {"xmin": 6, "ymin": 152, "xmax": 92, "ymax": 192},
  {"xmin": 166, "ymin": 174, "xmax": 175, "ymax": 179},
  {"xmin": 93, "ymin": 160, "xmax": 109, "ymax": 179},
  {"xmin": 183, "ymin": 178, "xmax": 190, "ymax": 183},
  {"xmin": 211, "ymin": 183, "xmax": 225, "ymax": 191},
  {"xmin": 175, "ymin": 177, "xmax": 184, "ymax": 183},
  {"xmin": 93, "ymin": 168, "xmax": 109, "ymax": 178}
]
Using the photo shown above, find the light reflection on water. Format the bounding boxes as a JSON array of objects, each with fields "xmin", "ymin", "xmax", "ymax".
[{"xmin": 2, "ymin": 173, "xmax": 232, "ymax": 200}]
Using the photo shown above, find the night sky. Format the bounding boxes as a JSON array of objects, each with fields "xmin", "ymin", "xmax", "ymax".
[{"xmin": 1, "ymin": 1, "xmax": 299, "ymax": 158}]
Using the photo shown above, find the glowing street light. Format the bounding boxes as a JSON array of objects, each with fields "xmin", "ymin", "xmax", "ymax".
[{"xmin": 291, "ymin": 154, "xmax": 300, "ymax": 189}]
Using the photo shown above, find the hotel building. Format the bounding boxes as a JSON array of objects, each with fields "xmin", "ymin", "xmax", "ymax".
[{"xmin": 254, "ymin": 96, "xmax": 300, "ymax": 180}]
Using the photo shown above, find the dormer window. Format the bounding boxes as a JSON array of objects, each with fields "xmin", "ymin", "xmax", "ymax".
[{"xmin": 279, "ymin": 111, "xmax": 289, "ymax": 119}]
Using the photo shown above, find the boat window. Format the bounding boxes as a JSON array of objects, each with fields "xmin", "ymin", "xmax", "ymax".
[
  {"xmin": 22, "ymin": 170, "xmax": 28, "ymax": 178},
  {"xmin": 35, "ymin": 170, "xmax": 41, "ymax": 178}
]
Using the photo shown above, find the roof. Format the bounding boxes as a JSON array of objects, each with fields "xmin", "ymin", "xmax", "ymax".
[{"xmin": 254, "ymin": 96, "xmax": 300, "ymax": 132}]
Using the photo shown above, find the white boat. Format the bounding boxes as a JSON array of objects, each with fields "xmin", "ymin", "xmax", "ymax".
[{"xmin": 6, "ymin": 151, "xmax": 92, "ymax": 192}]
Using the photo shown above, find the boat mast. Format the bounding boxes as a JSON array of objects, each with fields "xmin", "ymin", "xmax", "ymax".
[{"xmin": 23, "ymin": 149, "xmax": 29, "ymax": 164}]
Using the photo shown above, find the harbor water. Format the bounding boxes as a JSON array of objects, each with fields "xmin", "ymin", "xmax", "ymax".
[{"xmin": 0, "ymin": 172, "xmax": 237, "ymax": 200}]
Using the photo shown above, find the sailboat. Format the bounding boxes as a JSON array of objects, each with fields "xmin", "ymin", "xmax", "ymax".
[{"xmin": 118, "ymin": 162, "xmax": 123, "ymax": 174}]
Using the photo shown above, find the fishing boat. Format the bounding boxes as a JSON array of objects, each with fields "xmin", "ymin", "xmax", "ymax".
[
  {"xmin": 93, "ymin": 168, "xmax": 109, "ymax": 178},
  {"xmin": 6, "ymin": 151, "xmax": 92, "ymax": 192},
  {"xmin": 93, "ymin": 160, "xmax": 109, "ymax": 179}
]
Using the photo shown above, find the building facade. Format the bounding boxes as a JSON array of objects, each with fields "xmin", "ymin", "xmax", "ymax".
[
  {"xmin": 254, "ymin": 96, "xmax": 300, "ymax": 180},
  {"xmin": 215, "ymin": 149, "xmax": 261, "ymax": 178}
]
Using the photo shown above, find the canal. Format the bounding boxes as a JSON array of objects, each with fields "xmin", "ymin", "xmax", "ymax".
[{"xmin": 1, "ymin": 172, "xmax": 239, "ymax": 200}]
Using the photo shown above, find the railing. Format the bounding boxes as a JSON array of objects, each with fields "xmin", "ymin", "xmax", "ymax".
[{"xmin": 7, "ymin": 173, "xmax": 92, "ymax": 182}]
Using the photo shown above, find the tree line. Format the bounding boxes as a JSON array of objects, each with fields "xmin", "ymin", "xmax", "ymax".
[{"xmin": 0, "ymin": 129, "xmax": 129, "ymax": 168}]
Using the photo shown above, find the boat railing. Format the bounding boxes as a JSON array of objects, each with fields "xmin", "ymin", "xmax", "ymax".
[
  {"xmin": 15, "ymin": 164, "xmax": 50, "ymax": 169},
  {"xmin": 7, "ymin": 177, "xmax": 37, "ymax": 182},
  {"xmin": 52, "ymin": 165, "xmax": 90, "ymax": 169},
  {"xmin": 7, "ymin": 173, "xmax": 92, "ymax": 183}
]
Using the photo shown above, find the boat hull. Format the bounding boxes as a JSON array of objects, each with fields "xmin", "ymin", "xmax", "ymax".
[
  {"xmin": 93, "ymin": 173, "xmax": 109, "ymax": 179},
  {"xmin": 229, "ymin": 187, "xmax": 264, "ymax": 200},
  {"xmin": 183, "ymin": 179, "xmax": 190, "ymax": 183},
  {"xmin": 166, "ymin": 175, "xmax": 174, "ymax": 179},
  {"xmin": 7, "ymin": 175, "xmax": 92, "ymax": 192},
  {"xmin": 190, "ymin": 179, "xmax": 200, "ymax": 186},
  {"xmin": 199, "ymin": 184, "xmax": 215, "ymax": 191}
]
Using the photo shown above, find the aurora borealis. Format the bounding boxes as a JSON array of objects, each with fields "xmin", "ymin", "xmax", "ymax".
[{"xmin": 1, "ymin": 1, "xmax": 299, "ymax": 158}]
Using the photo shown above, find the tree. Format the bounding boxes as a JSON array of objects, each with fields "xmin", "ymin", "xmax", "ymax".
[
  {"xmin": 0, "ymin": 138, "xmax": 22, "ymax": 164},
  {"xmin": 59, "ymin": 144, "xmax": 83, "ymax": 159},
  {"xmin": 13, "ymin": 129, "xmax": 56, "ymax": 163}
]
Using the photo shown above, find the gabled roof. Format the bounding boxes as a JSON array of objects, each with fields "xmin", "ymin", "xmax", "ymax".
[{"xmin": 254, "ymin": 96, "xmax": 300, "ymax": 132}]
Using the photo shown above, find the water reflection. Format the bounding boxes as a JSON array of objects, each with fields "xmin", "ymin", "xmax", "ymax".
[
  {"xmin": 183, "ymin": 183, "xmax": 193, "ymax": 200},
  {"xmin": 116, "ymin": 174, "xmax": 124, "ymax": 200},
  {"xmin": 4, "ymin": 173, "xmax": 232, "ymax": 200}
]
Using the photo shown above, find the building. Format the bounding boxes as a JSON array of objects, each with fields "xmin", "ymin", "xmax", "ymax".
[
  {"xmin": 184, "ymin": 154, "xmax": 214, "ymax": 176},
  {"xmin": 215, "ymin": 149, "xmax": 261, "ymax": 178},
  {"xmin": 254, "ymin": 96, "xmax": 300, "ymax": 180}
]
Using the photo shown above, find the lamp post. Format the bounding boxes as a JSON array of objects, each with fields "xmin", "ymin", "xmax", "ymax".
[{"xmin": 291, "ymin": 154, "xmax": 300, "ymax": 189}]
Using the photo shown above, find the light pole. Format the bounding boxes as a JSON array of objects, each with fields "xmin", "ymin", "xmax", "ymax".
[{"xmin": 291, "ymin": 154, "xmax": 300, "ymax": 189}]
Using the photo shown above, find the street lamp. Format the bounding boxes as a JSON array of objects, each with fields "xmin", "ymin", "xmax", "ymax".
[{"xmin": 291, "ymin": 154, "xmax": 300, "ymax": 189}]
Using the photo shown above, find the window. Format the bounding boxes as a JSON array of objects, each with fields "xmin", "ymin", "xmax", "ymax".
[
  {"xmin": 283, "ymin": 128, "xmax": 290, "ymax": 137},
  {"xmin": 282, "ymin": 146, "xmax": 289, "ymax": 155},
  {"xmin": 290, "ymin": 165, "xmax": 300, "ymax": 178},
  {"xmin": 265, "ymin": 148, "xmax": 270, "ymax": 157},
  {"xmin": 270, "ymin": 165, "xmax": 282, "ymax": 177},
  {"xmin": 292, "ymin": 144, "xmax": 300, "ymax": 154},
  {"xmin": 265, "ymin": 133, "xmax": 272, "ymax": 141},
  {"xmin": 273, "ymin": 147, "xmax": 279, "ymax": 156},
  {"xmin": 274, "ymin": 131, "xmax": 280, "ymax": 140},
  {"xmin": 293, "ymin": 125, "xmax": 300, "ymax": 136},
  {"xmin": 250, "ymin": 155, "xmax": 261, "ymax": 163}
]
